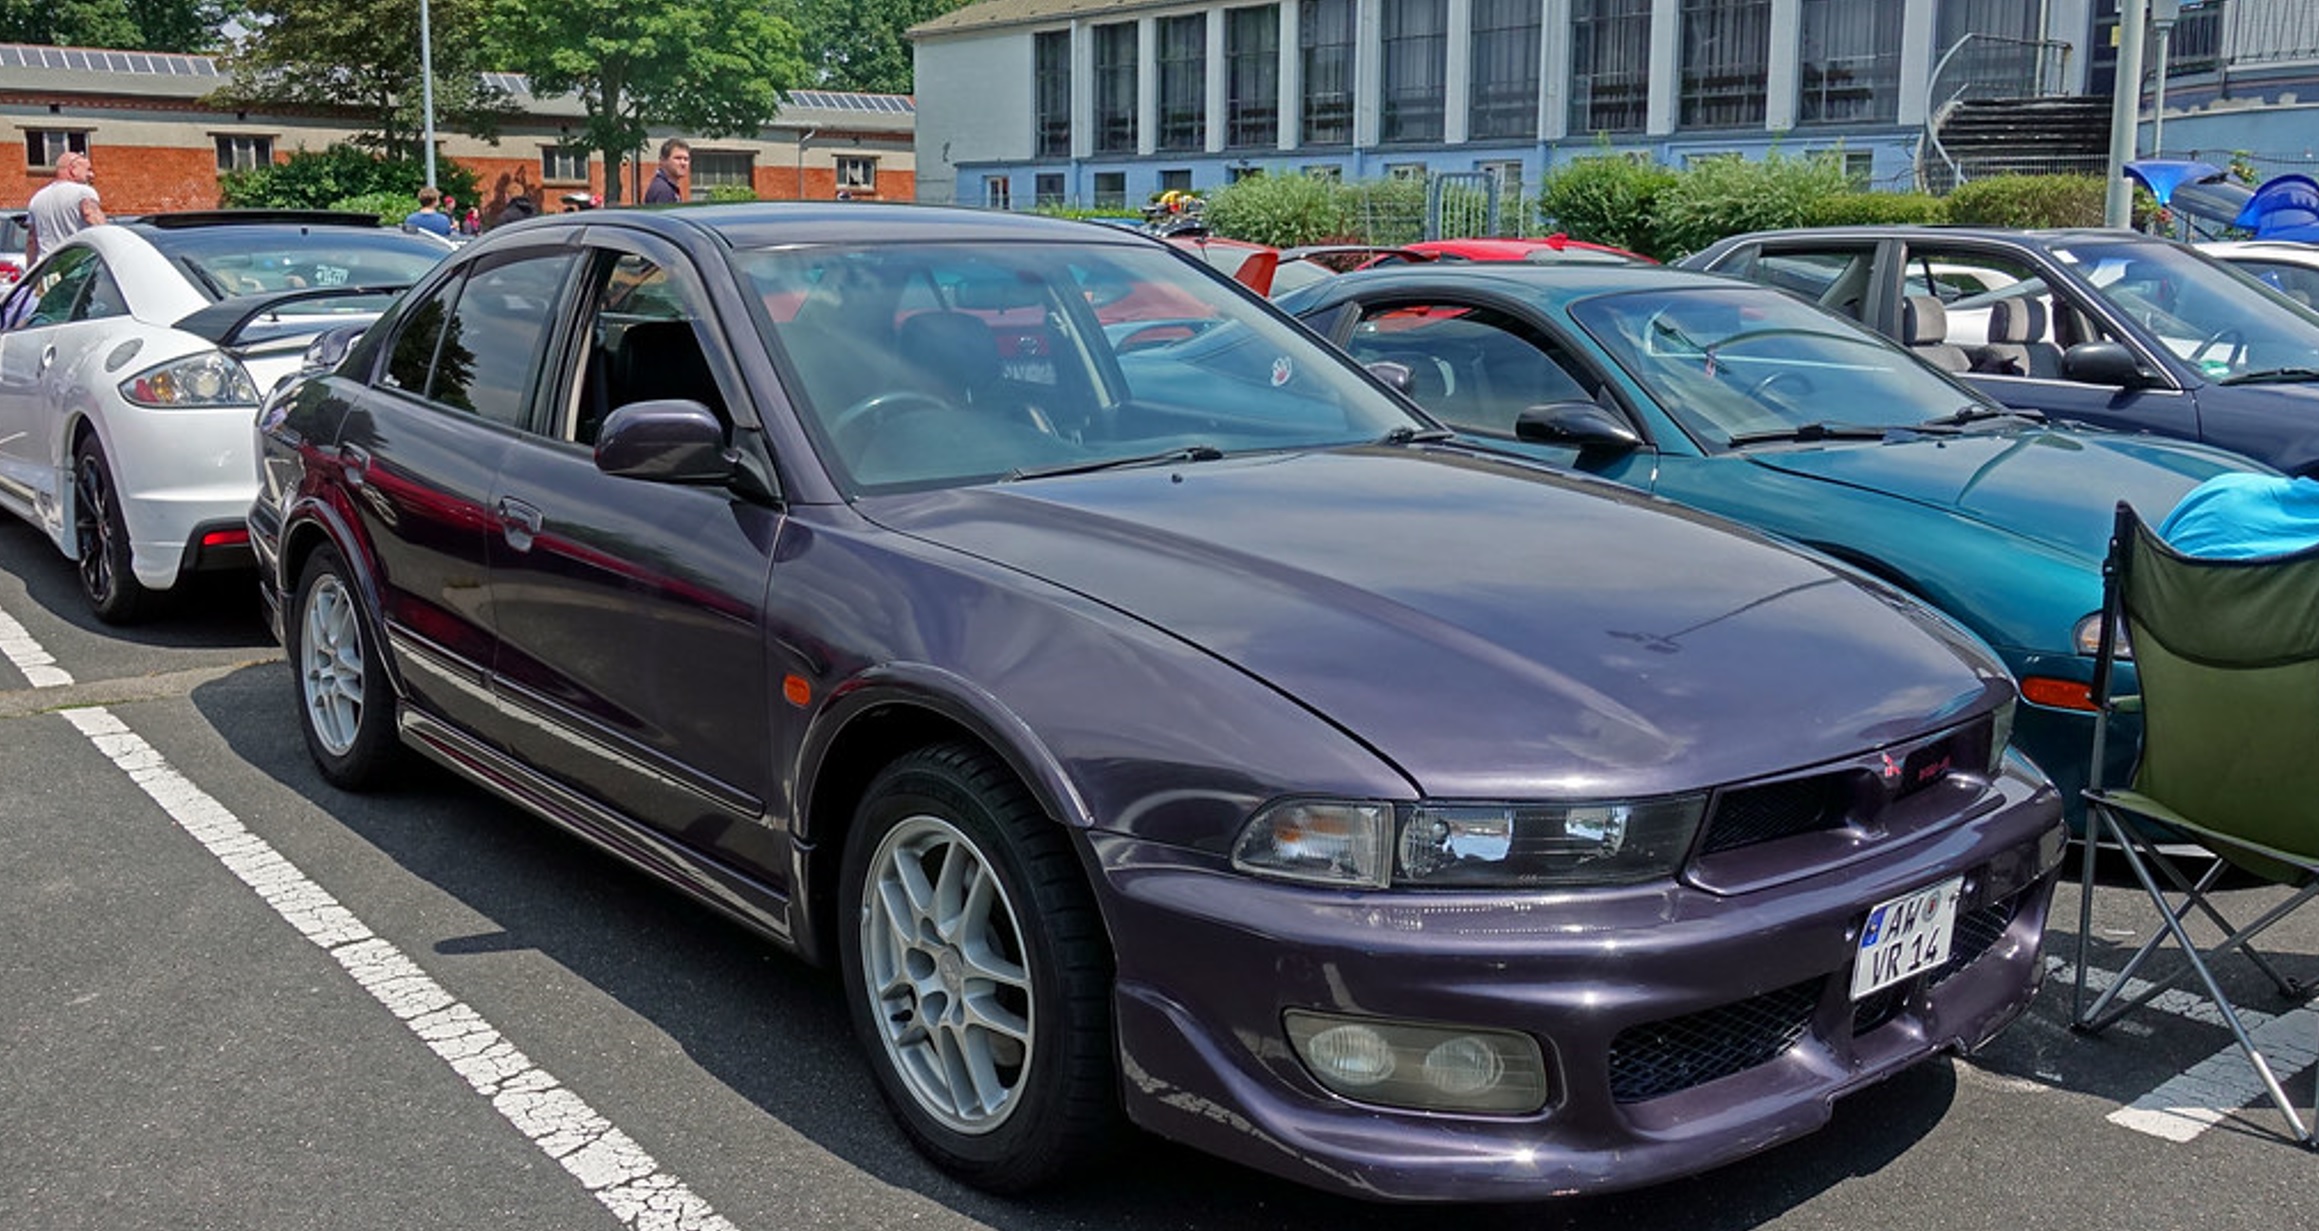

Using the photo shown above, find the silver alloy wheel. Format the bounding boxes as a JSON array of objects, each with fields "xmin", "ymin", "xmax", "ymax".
[
  {"xmin": 300, "ymin": 572, "xmax": 366, "ymax": 758},
  {"xmin": 859, "ymin": 813, "xmax": 1036, "ymax": 1135}
]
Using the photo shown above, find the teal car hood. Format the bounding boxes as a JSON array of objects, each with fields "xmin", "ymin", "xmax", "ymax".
[{"xmin": 1743, "ymin": 429, "xmax": 2247, "ymax": 561}]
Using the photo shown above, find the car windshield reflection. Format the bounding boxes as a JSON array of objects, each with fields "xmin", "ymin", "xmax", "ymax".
[
  {"xmin": 1570, "ymin": 286, "xmax": 1993, "ymax": 447},
  {"xmin": 735, "ymin": 242, "xmax": 1419, "ymax": 492}
]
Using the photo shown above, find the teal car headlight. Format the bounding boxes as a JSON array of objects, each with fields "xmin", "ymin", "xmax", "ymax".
[{"xmin": 2072, "ymin": 611, "xmax": 2132, "ymax": 659}]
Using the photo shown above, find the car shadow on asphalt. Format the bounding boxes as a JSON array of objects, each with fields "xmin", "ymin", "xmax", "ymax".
[
  {"xmin": 191, "ymin": 658, "xmax": 1963, "ymax": 1229},
  {"xmin": 0, "ymin": 517, "xmax": 273, "ymax": 650}
]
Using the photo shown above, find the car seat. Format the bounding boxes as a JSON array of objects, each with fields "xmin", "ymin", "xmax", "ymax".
[{"xmin": 1902, "ymin": 295, "xmax": 1972, "ymax": 372}]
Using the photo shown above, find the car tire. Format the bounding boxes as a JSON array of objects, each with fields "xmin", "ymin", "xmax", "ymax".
[
  {"xmin": 838, "ymin": 741, "xmax": 1118, "ymax": 1192},
  {"xmin": 288, "ymin": 544, "xmax": 401, "ymax": 789},
  {"xmin": 72, "ymin": 434, "xmax": 149, "ymax": 624}
]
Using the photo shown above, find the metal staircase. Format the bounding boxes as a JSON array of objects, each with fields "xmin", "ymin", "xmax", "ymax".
[{"xmin": 1918, "ymin": 95, "xmax": 2114, "ymax": 193}]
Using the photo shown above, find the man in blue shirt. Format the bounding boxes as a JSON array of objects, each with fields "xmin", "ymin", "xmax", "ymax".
[
  {"xmin": 403, "ymin": 186, "xmax": 452, "ymax": 236},
  {"xmin": 2158, "ymin": 473, "xmax": 2319, "ymax": 558}
]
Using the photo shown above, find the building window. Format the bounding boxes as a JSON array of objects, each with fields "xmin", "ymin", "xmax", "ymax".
[
  {"xmin": 1304, "ymin": 164, "xmax": 1342, "ymax": 181},
  {"xmin": 1476, "ymin": 159, "xmax": 1523, "ymax": 191},
  {"xmin": 1093, "ymin": 171, "xmax": 1128, "ymax": 209},
  {"xmin": 985, "ymin": 176, "xmax": 1012, "ymax": 210},
  {"xmin": 1226, "ymin": 6, "xmax": 1280, "ymax": 149},
  {"xmin": 1799, "ymin": 0, "xmax": 1901, "ymax": 125},
  {"xmin": 1838, "ymin": 149, "xmax": 1874, "ymax": 187},
  {"xmin": 214, "ymin": 134, "xmax": 274, "ymax": 172},
  {"xmin": 1159, "ymin": 168, "xmax": 1194, "ymax": 193},
  {"xmin": 1157, "ymin": 15, "xmax": 1207, "ymax": 152},
  {"xmin": 1035, "ymin": 30, "xmax": 1072, "ymax": 159},
  {"xmin": 1035, "ymin": 172, "xmax": 1066, "ymax": 205},
  {"xmin": 1227, "ymin": 162, "xmax": 1264, "ymax": 182},
  {"xmin": 691, "ymin": 150, "xmax": 754, "ymax": 199},
  {"xmin": 836, "ymin": 156, "xmax": 877, "ymax": 192},
  {"xmin": 1680, "ymin": 0, "xmax": 1771, "ymax": 129},
  {"xmin": 1570, "ymin": 0, "xmax": 1649, "ymax": 134},
  {"xmin": 25, "ymin": 130, "xmax": 89, "ymax": 170},
  {"xmin": 1470, "ymin": 0, "xmax": 1542, "ymax": 140},
  {"xmin": 542, "ymin": 145, "xmax": 589, "ymax": 182},
  {"xmin": 1094, "ymin": 22, "xmax": 1138, "ymax": 154},
  {"xmin": 1386, "ymin": 162, "xmax": 1428, "ymax": 180},
  {"xmin": 1380, "ymin": 0, "xmax": 1448, "ymax": 144},
  {"xmin": 1300, "ymin": 0, "xmax": 1354, "ymax": 147}
]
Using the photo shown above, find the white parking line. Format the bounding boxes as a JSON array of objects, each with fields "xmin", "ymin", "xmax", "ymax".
[{"xmin": 2, "ymin": 600, "xmax": 736, "ymax": 1230}]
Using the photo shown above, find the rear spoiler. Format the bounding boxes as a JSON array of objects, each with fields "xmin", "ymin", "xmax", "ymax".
[
  {"xmin": 173, "ymin": 283, "xmax": 410, "ymax": 346},
  {"xmin": 137, "ymin": 209, "xmax": 387, "ymax": 230}
]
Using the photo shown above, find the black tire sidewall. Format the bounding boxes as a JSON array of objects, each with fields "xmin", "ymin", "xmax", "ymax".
[
  {"xmin": 288, "ymin": 545, "xmax": 399, "ymax": 789},
  {"xmin": 72, "ymin": 435, "xmax": 144, "ymax": 623}
]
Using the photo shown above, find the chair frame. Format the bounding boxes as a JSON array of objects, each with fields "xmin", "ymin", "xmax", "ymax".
[{"xmin": 2069, "ymin": 502, "xmax": 2319, "ymax": 1146}]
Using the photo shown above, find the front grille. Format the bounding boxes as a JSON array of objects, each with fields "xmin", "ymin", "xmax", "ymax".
[
  {"xmin": 1928, "ymin": 895, "xmax": 2018, "ymax": 989},
  {"xmin": 1699, "ymin": 774, "xmax": 1851, "ymax": 854},
  {"xmin": 1851, "ymin": 984, "xmax": 1910, "ymax": 1036},
  {"xmin": 1607, "ymin": 979, "xmax": 1820, "ymax": 1103}
]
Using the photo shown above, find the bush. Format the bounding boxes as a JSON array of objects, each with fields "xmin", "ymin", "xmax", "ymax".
[
  {"xmin": 222, "ymin": 144, "xmax": 479, "ymax": 214},
  {"xmin": 327, "ymin": 191, "xmax": 416, "ymax": 226},
  {"xmin": 1339, "ymin": 176, "xmax": 1430, "ymax": 245},
  {"xmin": 1206, "ymin": 172, "xmax": 1352, "ymax": 248},
  {"xmin": 1943, "ymin": 174, "xmax": 2107, "ymax": 228},
  {"xmin": 705, "ymin": 184, "xmax": 758, "ymax": 203},
  {"xmin": 1807, "ymin": 191, "xmax": 1949, "ymax": 227},
  {"xmin": 1536, "ymin": 154, "xmax": 1677, "ymax": 259},
  {"xmin": 1650, "ymin": 152, "xmax": 1855, "ymax": 260}
]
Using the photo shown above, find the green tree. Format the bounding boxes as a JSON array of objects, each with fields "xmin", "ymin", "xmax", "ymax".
[
  {"xmin": 209, "ymin": 0, "xmax": 513, "ymax": 160},
  {"xmin": 484, "ymin": 0, "xmax": 806, "ymax": 204},
  {"xmin": 219, "ymin": 143, "xmax": 478, "ymax": 210},
  {"xmin": 0, "ymin": 0, "xmax": 225, "ymax": 51},
  {"xmin": 791, "ymin": 0, "xmax": 971, "ymax": 94}
]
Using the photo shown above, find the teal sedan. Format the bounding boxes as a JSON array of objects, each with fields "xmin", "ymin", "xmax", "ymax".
[{"xmin": 1278, "ymin": 264, "xmax": 2266, "ymax": 827}]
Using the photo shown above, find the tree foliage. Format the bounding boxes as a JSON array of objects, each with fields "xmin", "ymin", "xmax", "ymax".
[
  {"xmin": 219, "ymin": 143, "xmax": 478, "ymax": 211},
  {"xmin": 483, "ymin": 0, "xmax": 806, "ymax": 204},
  {"xmin": 1649, "ymin": 152, "xmax": 1854, "ymax": 259},
  {"xmin": 0, "ymin": 0, "xmax": 225, "ymax": 52},
  {"xmin": 1535, "ymin": 154, "xmax": 1678, "ymax": 259},
  {"xmin": 791, "ymin": 0, "xmax": 972, "ymax": 94},
  {"xmin": 210, "ymin": 0, "xmax": 512, "ymax": 160}
]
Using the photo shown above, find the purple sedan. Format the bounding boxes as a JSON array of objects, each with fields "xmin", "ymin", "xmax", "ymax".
[{"xmin": 249, "ymin": 203, "xmax": 2064, "ymax": 1202}]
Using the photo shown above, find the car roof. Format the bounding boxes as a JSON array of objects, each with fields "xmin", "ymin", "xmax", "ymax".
[
  {"xmin": 1710, "ymin": 225, "xmax": 2171, "ymax": 248},
  {"xmin": 565, "ymin": 201, "xmax": 1169, "ymax": 252}
]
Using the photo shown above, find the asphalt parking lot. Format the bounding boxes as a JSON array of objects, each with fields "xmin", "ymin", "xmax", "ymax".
[{"xmin": 3, "ymin": 516, "xmax": 2313, "ymax": 1231}]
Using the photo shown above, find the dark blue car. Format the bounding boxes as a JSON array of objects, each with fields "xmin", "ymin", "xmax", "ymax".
[
  {"xmin": 1683, "ymin": 226, "xmax": 2319, "ymax": 475},
  {"xmin": 250, "ymin": 204, "xmax": 2061, "ymax": 1202}
]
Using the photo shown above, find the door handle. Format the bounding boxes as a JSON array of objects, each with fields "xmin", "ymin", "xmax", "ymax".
[
  {"xmin": 337, "ymin": 443, "xmax": 370, "ymax": 488},
  {"xmin": 38, "ymin": 344, "xmax": 55, "ymax": 371},
  {"xmin": 496, "ymin": 496, "xmax": 543, "ymax": 552}
]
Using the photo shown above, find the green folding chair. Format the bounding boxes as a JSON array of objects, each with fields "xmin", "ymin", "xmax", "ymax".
[{"xmin": 2070, "ymin": 502, "xmax": 2319, "ymax": 1145}]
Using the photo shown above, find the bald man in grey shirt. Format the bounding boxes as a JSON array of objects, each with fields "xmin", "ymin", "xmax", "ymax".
[{"xmin": 27, "ymin": 151, "xmax": 106, "ymax": 266}]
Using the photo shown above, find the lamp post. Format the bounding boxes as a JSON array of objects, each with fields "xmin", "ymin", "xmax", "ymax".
[
  {"xmin": 419, "ymin": 0, "xmax": 437, "ymax": 188},
  {"xmin": 2150, "ymin": 0, "xmax": 2182, "ymax": 157},
  {"xmin": 2103, "ymin": 0, "xmax": 2149, "ymax": 228}
]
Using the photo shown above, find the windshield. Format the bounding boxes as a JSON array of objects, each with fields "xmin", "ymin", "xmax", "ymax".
[
  {"xmin": 145, "ymin": 224, "xmax": 450, "ymax": 302},
  {"xmin": 736, "ymin": 241, "xmax": 1420, "ymax": 492},
  {"xmin": 2044, "ymin": 238, "xmax": 2319, "ymax": 381},
  {"xmin": 1568, "ymin": 286, "xmax": 1998, "ymax": 446}
]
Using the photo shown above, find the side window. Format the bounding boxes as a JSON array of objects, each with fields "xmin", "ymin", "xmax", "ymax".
[
  {"xmin": 73, "ymin": 263, "xmax": 125, "ymax": 322},
  {"xmin": 1749, "ymin": 248, "xmax": 1878, "ymax": 322},
  {"xmin": 385, "ymin": 276, "xmax": 456, "ymax": 395},
  {"xmin": 566, "ymin": 253, "xmax": 725, "ymax": 446},
  {"xmin": 18, "ymin": 248, "xmax": 100, "ymax": 327},
  {"xmin": 2238, "ymin": 261, "xmax": 2319, "ymax": 310},
  {"xmin": 1345, "ymin": 302, "xmax": 1596, "ymax": 436},
  {"xmin": 427, "ymin": 253, "xmax": 579, "ymax": 428},
  {"xmin": 1902, "ymin": 246, "xmax": 2094, "ymax": 379}
]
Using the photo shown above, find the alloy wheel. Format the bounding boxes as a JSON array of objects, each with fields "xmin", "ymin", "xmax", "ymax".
[{"xmin": 300, "ymin": 572, "xmax": 366, "ymax": 758}]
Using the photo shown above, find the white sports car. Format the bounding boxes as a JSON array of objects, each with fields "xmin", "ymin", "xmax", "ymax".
[{"xmin": 0, "ymin": 211, "xmax": 450, "ymax": 621}]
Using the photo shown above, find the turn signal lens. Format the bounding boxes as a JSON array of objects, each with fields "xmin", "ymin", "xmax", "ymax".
[
  {"xmin": 2019, "ymin": 677, "xmax": 2097, "ymax": 712},
  {"xmin": 1232, "ymin": 801, "xmax": 1392, "ymax": 887}
]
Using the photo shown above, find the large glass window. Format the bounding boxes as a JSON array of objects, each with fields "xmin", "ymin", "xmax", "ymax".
[
  {"xmin": 1300, "ymin": 0, "xmax": 1354, "ymax": 146},
  {"xmin": 1680, "ymin": 0, "xmax": 1770, "ymax": 129},
  {"xmin": 1036, "ymin": 30, "xmax": 1072, "ymax": 159},
  {"xmin": 1380, "ymin": 0, "xmax": 1448, "ymax": 144},
  {"xmin": 417, "ymin": 255, "xmax": 580, "ymax": 428},
  {"xmin": 1569, "ymin": 0, "xmax": 1649, "ymax": 134},
  {"xmin": 1093, "ymin": 171, "xmax": 1128, "ymax": 209},
  {"xmin": 1226, "ymin": 6, "xmax": 1280, "ymax": 149},
  {"xmin": 542, "ymin": 145, "xmax": 589, "ymax": 183},
  {"xmin": 214, "ymin": 134, "xmax": 273, "ymax": 172},
  {"xmin": 1470, "ymin": 0, "xmax": 1542, "ymax": 140},
  {"xmin": 1095, "ymin": 23, "xmax": 1139, "ymax": 154},
  {"xmin": 1157, "ymin": 15, "xmax": 1207, "ymax": 152},
  {"xmin": 1799, "ymin": 0, "xmax": 1900, "ymax": 124}
]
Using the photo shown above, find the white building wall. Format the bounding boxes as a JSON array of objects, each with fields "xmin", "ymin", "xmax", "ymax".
[{"xmin": 914, "ymin": 33, "xmax": 1038, "ymax": 203}]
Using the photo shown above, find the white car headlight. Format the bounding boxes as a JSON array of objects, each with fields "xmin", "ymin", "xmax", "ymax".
[
  {"xmin": 1232, "ymin": 795, "xmax": 1709, "ymax": 888},
  {"xmin": 120, "ymin": 350, "xmax": 260, "ymax": 408},
  {"xmin": 2072, "ymin": 610, "xmax": 2132, "ymax": 659}
]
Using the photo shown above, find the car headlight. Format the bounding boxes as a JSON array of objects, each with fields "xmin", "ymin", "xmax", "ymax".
[
  {"xmin": 1232, "ymin": 795, "xmax": 1708, "ymax": 888},
  {"xmin": 1987, "ymin": 696, "xmax": 2016, "ymax": 776},
  {"xmin": 2071, "ymin": 611, "xmax": 2132, "ymax": 659},
  {"xmin": 120, "ymin": 350, "xmax": 260, "ymax": 408}
]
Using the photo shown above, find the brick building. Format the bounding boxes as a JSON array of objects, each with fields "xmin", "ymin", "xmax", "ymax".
[{"xmin": 1, "ymin": 42, "xmax": 917, "ymax": 217}]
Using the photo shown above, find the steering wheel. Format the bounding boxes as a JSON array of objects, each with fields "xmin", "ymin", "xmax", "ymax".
[
  {"xmin": 828, "ymin": 390, "xmax": 954, "ymax": 448},
  {"xmin": 2194, "ymin": 327, "xmax": 2246, "ymax": 369},
  {"xmin": 1748, "ymin": 370, "xmax": 1815, "ymax": 402}
]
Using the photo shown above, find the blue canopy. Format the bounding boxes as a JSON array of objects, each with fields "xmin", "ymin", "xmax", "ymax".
[
  {"xmin": 2124, "ymin": 158, "xmax": 2226, "ymax": 206},
  {"xmin": 2236, "ymin": 174, "xmax": 2319, "ymax": 243}
]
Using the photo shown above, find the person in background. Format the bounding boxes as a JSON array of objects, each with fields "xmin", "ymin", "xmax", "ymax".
[
  {"xmin": 462, "ymin": 205, "xmax": 480, "ymax": 235},
  {"xmin": 644, "ymin": 138, "xmax": 690, "ymax": 204},
  {"xmin": 26, "ymin": 150, "xmax": 106, "ymax": 266},
  {"xmin": 2157, "ymin": 472, "xmax": 2319, "ymax": 558},
  {"xmin": 404, "ymin": 186, "xmax": 452, "ymax": 236}
]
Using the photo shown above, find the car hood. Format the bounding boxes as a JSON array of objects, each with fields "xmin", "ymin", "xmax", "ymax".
[
  {"xmin": 1743, "ymin": 428, "xmax": 2245, "ymax": 562},
  {"xmin": 864, "ymin": 447, "xmax": 2007, "ymax": 799}
]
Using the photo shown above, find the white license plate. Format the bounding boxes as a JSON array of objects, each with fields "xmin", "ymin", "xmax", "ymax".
[{"xmin": 1851, "ymin": 877, "xmax": 1963, "ymax": 999}]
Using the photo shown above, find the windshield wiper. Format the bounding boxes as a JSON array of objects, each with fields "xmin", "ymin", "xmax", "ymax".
[
  {"xmin": 1725, "ymin": 422, "xmax": 1920, "ymax": 446},
  {"xmin": 1006, "ymin": 444, "xmax": 1225, "ymax": 482},
  {"xmin": 1375, "ymin": 425, "xmax": 1456, "ymax": 445},
  {"xmin": 1920, "ymin": 404, "xmax": 2046, "ymax": 428},
  {"xmin": 2219, "ymin": 367, "xmax": 2319, "ymax": 387}
]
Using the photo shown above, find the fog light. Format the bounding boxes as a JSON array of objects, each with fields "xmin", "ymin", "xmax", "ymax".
[{"xmin": 1285, "ymin": 1010, "xmax": 1547, "ymax": 1114}]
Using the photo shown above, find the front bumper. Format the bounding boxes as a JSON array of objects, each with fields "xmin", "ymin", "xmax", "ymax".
[{"xmin": 1090, "ymin": 760, "xmax": 2062, "ymax": 1202}]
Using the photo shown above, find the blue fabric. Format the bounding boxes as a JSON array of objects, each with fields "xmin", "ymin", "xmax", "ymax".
[
  {"xmin": 2235, "ymin": 174, "xmax": 2319, "ymax": 240},
  {"xmin": 403, "ymin": 209, "xmax": 452, "ymax": 236},
  {"xmin": 2159, "ymin": 473, "xmax": 2319, "ymax": 559},
  {"xmin": 2124, "ymin": 159, "xmax": 2224, "ymax": 207}
]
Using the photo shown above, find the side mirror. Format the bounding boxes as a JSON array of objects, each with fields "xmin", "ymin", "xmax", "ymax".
[
  {"xmin": 2060, "ymin": 340, "xmax": 2152, "ymax": 388},
  {"xmin": 595, "ymin": 400, "xmax": 735, "ymax": 484},
  {"xmin": 1514, "ymin": 400, "xmax": 1643, "ymax": 457},
  {"xmin": 1366, "ymin": 359, "xmax": 1414, "ymax": 394},
  {"xmin": 299, "ymin": 323, "xmax": 369, "ymax": 376}
]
